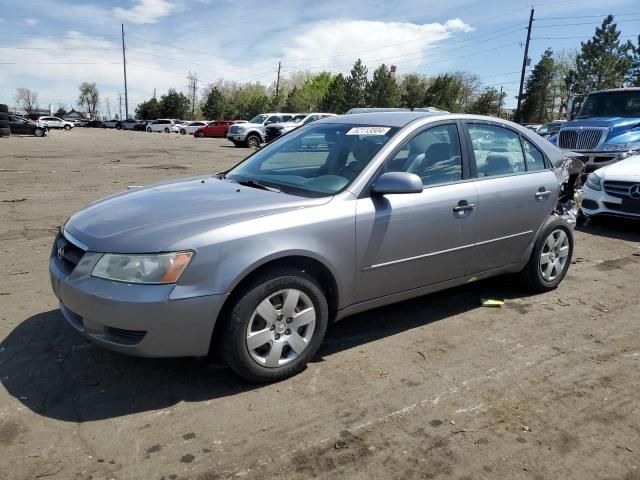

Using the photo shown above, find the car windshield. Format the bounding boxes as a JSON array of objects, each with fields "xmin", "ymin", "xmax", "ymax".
[
  {"xmin": 249, "ymin": 114, "xmax": 268, "ymax": 124},
  {"xmin": 577, "ymin": 91, "xmax": 640, "ymax": 119},
  {"xmin": 290, "ymin": 115, "xmax": 307, "ymax": 123},
  {"xmin": 226, "ymin": 123, "xmax": 399, "ymax": 197}
]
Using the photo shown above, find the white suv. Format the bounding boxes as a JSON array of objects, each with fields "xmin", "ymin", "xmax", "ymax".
[
  {"xmin": 146, "ymin": 119, "xmax": 181, "ymax": 133},
  {"xmin": 39, "ymin": 116, "xmax": 74, "ymax": 130},
  {"xmin": 226, "ymin": 113, "xmax": 294, "ymax": 148}
]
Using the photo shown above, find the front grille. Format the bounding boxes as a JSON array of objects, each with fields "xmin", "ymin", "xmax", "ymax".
[
  {"xmin": 105, "ymin": 327, "xmax": 146, "ymax": 345},
  {"xmin": 603, "ymin": 181, "xmax": 640, "ymax": 199},
  {"xmin": 603, "ymin": 202, "xmax": 622, "ymax": 210},
  {"xmin": 55, "ymin": 233, "xmax": 86, "ymax": 273},
  {"xmin": 228, "ymin": 125, "xmax": 239, "ymax": 134},
  {"xmin": 558, "ymin": 128, "xmax": 606, "ymax": 150}
]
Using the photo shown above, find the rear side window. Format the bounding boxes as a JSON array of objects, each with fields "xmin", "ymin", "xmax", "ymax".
[
  {"xmin": 468, "ymin": 124, "xmax": 526, "ymax": 177},
  {"xmin": 521, "ymin": 138, "xmax": 546, "ymax": 171}
]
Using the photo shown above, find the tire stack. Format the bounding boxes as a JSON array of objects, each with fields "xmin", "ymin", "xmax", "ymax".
[{"xmin": 0, "ymin": 104, "xmax": 10, "ymax": 138}]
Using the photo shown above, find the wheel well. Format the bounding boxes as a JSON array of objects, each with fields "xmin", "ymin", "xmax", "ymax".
[{"xmin": 207, "ymin": 256, "xmax": 339, "ymax": 358}]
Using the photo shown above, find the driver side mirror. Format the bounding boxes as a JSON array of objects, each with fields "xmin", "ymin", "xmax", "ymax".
[{"xmin": 372, "ymin": 172, "xmax": 423, "ymax": 195}]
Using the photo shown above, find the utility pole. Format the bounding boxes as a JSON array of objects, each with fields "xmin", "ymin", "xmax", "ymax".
[
  {"xmin": 118, "ymin": 92, "xmax": 123, "ymax": 119},
  {"xmin": 516, "ymin": 7, "xmax": 534, "ymax": 122},
  {"xmin": 153, "ymin": 88, "xmax": 156, "ymax": 100},
  {"xmin": 275, "ymin": 61, "xmax": 281, "ymax": 106},
  {"xmin": 186, "ymin": 71, "xmax": 198, "ymax": 119},
  {"xmin": 498, "ymin": 85, "xmax": 504, "ymax": 118},
  {"xmin": 121, "ymin": 24, "xmax": 129, "ymax": 119}
]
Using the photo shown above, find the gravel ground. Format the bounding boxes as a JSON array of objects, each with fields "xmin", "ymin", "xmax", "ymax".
[{"xmin": 0, "ymin": 128, "xmax": 639, "ymax": 480}]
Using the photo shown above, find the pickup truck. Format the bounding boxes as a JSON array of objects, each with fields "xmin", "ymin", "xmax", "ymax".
[
  {"xmin": 553, "ymin": 87, "xmax": 640, "ymax": 175},
  {"xmin": 226, "ymin": 113, "xmax": 294, "ymax": 148}
]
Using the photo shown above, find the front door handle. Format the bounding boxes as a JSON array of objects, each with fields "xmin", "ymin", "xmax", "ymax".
[
  {"xmin": 535, "ymin": 188, "xmax": 552, "ymax": 201},
  {"xmin": 453, "ymin": 200, "xmax": 476, "ymax": 213}
]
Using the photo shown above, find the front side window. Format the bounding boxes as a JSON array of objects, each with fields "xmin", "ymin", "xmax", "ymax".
[
  {"xmin": 384, "ymin": 124, "xmax": 463, "ymax": 186},
  {"xmin": 249, "ymin": 114, "xmax": 268, "ymax": 124},
  {"xmin": 226, "ymin": 123, "xmax": 399, "ymax": 197},
  {"xmin": 468, "ymin": 124, "xmax": 526, "ymax": 177}
]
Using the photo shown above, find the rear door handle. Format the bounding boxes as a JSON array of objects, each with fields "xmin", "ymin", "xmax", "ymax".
[
  {"xmin": 453, "ymin": 201, "xmax": 475, "ymax": 213},
  {"xmin": 535, "ymin": 188, "xmax": 552, "ymax": 201}
]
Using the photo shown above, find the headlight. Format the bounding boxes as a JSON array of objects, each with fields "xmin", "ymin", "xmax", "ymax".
[
  {"xmin": 92, "ymin": 251, "xmax": 193, "ymax": 284},
  {"xmin": 603, "ymin": 143, "xmax": 640, "ymax": 152},
  {"xmin": 585, "ymin": 172, "xmax": 602, "ymax": 191}
]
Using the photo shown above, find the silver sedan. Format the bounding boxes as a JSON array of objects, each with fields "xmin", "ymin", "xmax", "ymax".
[{"xmin": 50, "ymin": 112, "xmax": 573, "ymax": 382}]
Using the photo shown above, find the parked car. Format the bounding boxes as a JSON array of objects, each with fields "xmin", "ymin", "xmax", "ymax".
[
  {"xmin": 265, "ymin": 113, "xmax": 336, "ymax": 142},
  {"xmin": 117, "ymin": 119, "xmax": 140, "ymax": 130},
  {"xmin": 536, "ymin": 120, "xmax": 565, "ymax": 139},
  {"xmin": 50, "ymin": 112, "xmax": 574, "ymax": 383},
  {"xmin": 38, "ymin": 116, "xmax": 74, "ymax": 130},
  {"xmin": 83, "ymin": 120, "xmax": 104, "ymax": 128},
  {"xmin": 227, "ymin": 113, "xmax": 294, "ymax": 148},
  {"xmin": 8, "ymin": 115, "xmax": 47, "ymax": 137},
  {"xmin": 101, "ymin": 119, "xmax": 120, "ymax": 129},
  {"xmin": 146, "ymin": 119, "xmax": 181, "ymax": 133},
  {"xmin": 179, "ymin": 121, "xmax": 209, "ymax": 135},
  {"xmin": 581, "ymin": 155, "xmax": 640, "ymax": 219},
  {"xmin": 133, "ymin": 121, "xmax": 148, "ymax": 131},
  {"xmin": 522, "ymin": 123, "xmax": 542, "ymax": 132},
  {"xmin": 194, "ymin": 120, "xmax": 235, "ymax": 138}
]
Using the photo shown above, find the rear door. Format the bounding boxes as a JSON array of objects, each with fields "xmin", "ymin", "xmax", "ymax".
[
  {"xmin": 354, "ymin": 122, "xmax": 479, "ymax": 302},
  {"xmin": 463, "ymin": 121, "xmax": 559, "ymax": 272}
]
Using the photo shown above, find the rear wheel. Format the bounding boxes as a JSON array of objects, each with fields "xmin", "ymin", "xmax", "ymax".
[
  {"xmin": 164, "ymin": 127, "xmax": 170, "ymax": 133},
  {"xmin": 521, "ymin": 217, "xmax": 573, "ymax": 292},
  {"xmin": 146, "ymin": 127, "xmax": 152, "ymax": 132},
  {"xmin": 180, "ymin": 128, "xmax": 187, "ymax": 135},
  {"xmin": 221, "ymin": 268, "xmax": 329, "ymax": 383},
  {"xmin": 34, "ymin": 128, "xmax": 46, "ymax": 137},
  {"xmin": 246, "ymin": 134, "xmax": 261, "ymax": 149}
]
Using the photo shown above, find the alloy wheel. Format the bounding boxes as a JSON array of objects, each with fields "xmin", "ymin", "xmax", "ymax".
[
  {"xmin": 245, "ymin": 289, "xmax": 316, "ymax": 368},
  {"xmin": 539, "ymin": 228, "xmax": 570, "ymax": 282}
]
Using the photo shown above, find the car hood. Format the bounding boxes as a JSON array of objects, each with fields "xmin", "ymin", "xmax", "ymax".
[
  {"xmin": 598, "ymin": 155, "xmax": 640, "ymax": 179},
  {"xmin": 64, "ymin": 176, "xmax": 329, "ymax": 253},
  {"xmin": 564, "ymin": 117, "xmax": 640, "ymax": 137}
]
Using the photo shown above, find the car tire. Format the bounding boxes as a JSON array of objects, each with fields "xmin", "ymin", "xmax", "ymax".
[
  {"xmin": 0, "ymin": 127, "xmax": 10, "ymax": 137},
  {"xmin": 520, "ymin": 216, "xmax": 573, "ymax": 293},
  {"xmin": 64, "ymin": 124, "xmax": 71, "ymax": 130},
  {"xmin": 164, "ymin": 127, "xmax": 170, "ymax": 133},
  {"xmin": 0, "ymin": 104, "xmax": 8, "ymax": 113},
  {"xmin": 146, "ymin": 127, "xmax": 152, "ymax": 132},
  {"xmin": 180, "ymin": 129, "xmax": 186, "ymax": 135},
  {"xmin": 0, "ymin": 112, "xmax": 8, "ymax": 121},
  {"xmin": 246, "ymin": 134, "xmax": 261, "ymax": 149},
  {"xmin": 195, "ymin": 131, "xmax": 204, "ymax": 138},
  {"xmin": 34, "ymin": 128, "xmax": 46, "ymax": 137},
  {"xmin": 221, "ymin": 267, "xmax": 329, "ymax": 383},
  {"xmin": 116, "ymin": 124, "xmax": 122, "ymax": 130}
]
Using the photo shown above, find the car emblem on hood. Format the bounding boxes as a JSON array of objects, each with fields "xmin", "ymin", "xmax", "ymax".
[
  {"xmin": 57, "ymin": 245, "xmax": 65, "ymax": 260},
  {"xmin": 630, "ymin": 184, "xmax": 640, "ymax": 200}
]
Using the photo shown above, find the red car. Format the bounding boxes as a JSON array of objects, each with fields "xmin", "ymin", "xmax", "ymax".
[{"xmin": 194, "ymin": 120, "xmax": 235, "ymax": 138}]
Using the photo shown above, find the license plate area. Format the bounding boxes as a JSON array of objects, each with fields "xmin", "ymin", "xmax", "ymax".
[{"xmin": 621, "ymin": 198, "xmax": 640, "ymax": 213}]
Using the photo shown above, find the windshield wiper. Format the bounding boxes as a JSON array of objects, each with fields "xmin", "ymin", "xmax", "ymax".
[{"xmin": 235, "ymin": 179, "xmax": 281, "ymax": 193}]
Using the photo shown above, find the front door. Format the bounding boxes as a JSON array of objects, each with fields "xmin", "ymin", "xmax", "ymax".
[
  {"xmin": 354, "ymin": 122, "xmax": 478, "ymax": 303},
  {"xmin": 464, "ymin": 121, "xmax": 559, "ymax": 272}
]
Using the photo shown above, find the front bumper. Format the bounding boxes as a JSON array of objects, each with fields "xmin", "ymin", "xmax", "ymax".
[
  {"xmin": 581, "ymin": 186, "xmax": 640, "ymax": 219},
  {"xmin": 49, "ymin": 234, "xmax": 228, "ymax": 357},
  {"xmin": 227, "ymin": 132, "xmax": 247, "ymax": 142}
]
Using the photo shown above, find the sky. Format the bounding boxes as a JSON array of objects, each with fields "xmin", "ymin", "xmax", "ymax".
[{"xmin": 0, "ymin": 0, "xmax": 638, "ymax": 116}]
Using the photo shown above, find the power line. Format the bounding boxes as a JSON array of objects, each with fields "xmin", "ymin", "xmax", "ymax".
[
  {"xmin": 536, "ymin": 11, "xmax": 640, "ymax": 20},
  {"xmin": 534, "ymin": 18, "xmax": 640, "ymax": 28}
]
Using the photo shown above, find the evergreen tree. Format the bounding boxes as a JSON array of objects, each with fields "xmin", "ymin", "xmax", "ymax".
[
  {"xmin": 400, "ymin": 74, "xmax": 428, "ymax": 109},
  {"xmin": 519, "ymin": 49, "xmax": 556, "ymax": 123},
  {"xmin": 367, "ymin": 64, "xmax": 400, "ymax": 107},
  {"xmin": 423, "ymin": 74, "xmax": 463, "ymax": 112},
  {"xmin": 345, "ymin": 59, "xmax": 369, "ymax": 108},
  {"xmin": 201, "ymin": 87, "xmax": 225, "ymax": 119},
  {"xmin": 135, "ymin": 97, "xmax": 160, "ymax": 119},
  {"xmin": 566, "ymin": 15, "xmax": 633, "ymax": 94},
  {"xmin": 54, "ymin": 107, "xmax": 67, "ymax": 118},
  {"xmin": 320, "ymin": 74, "xmax": 348, "ymax": 113},
  {"xmin": 629, "ymin": 35, "xmax": 640, "ymax": 87},
  {"xmin": 159, "ymin": 89, "xmax": 191, "ymax": 119}
]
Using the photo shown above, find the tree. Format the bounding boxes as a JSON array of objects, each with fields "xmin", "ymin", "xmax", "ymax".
[
  {"xmin": 283, "ymin": 72, "xmax": 333, "ymax": 112},
  {"xmin": 158, "ymin": 89, "xmax": 191, "ymax": 118},
  {"xmin": 77, "ymin": 82, "xmax": 100, "ymax": 119},
  {"xmin": 367, "ymin": 64, "xmax": 400, "ymax": 107},
  {"xmin": 319, "ymin": 73, "xmax": 348, "ymax": 113},
  {"xmin": 15, "ymin": 88, "xmax": 39, "ymax": 115},
  {"xmin": 423, "ymin": 74, "xmax": 462, "ymax": 112},
  {"xmin": 228, "ymin": 83, "xmax": 270, "ymax": 119},
  {"xmin": 400, "ymin": 74, "xmax": 428, "ymax": 109},
  {"xmin": 629, "ymin": 35, "xmax": 640, "ymax": 87},
  {"xmin": 468, "ymin": 87, "xmax": 506, "ymax": 116},
  {"xmin": 345, "ymin": 59, "xmax": 369, "ymax": 108},
  {"xmin": 566, "ymin": 15, "xmax": 633, "ymax": 95},
  {"xmin": 552, "ymin": 49, "xmax": 578, "ymax": 116},
  {"xmin": 519, "ymin": 49, "xmax": 557, "ymax": 123},
  {"xmin": 54, "ymin": 106, "xmax": 67, "ymax": 118},
  {"xmin": 201, "ymin": 87, "xmax": 225, "ymax": 119},
  {"xmin": 135, "ymin": 97, "xmax": 160, "ymax": 120}
]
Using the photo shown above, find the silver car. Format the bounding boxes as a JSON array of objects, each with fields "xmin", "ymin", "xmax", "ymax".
[{"xmin": 50, "ymin": 113, "xmax": 573, "ymax": 382}]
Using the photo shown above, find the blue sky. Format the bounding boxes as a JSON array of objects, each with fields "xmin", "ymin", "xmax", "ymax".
[{"xmin": 0, "ymin": 0, "xmax": 638, "ymax": 115}]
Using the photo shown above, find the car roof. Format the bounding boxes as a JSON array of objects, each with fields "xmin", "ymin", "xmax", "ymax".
[{"xmin": 321, "ymin": 111, "xmax": 446, "ymax": 127}]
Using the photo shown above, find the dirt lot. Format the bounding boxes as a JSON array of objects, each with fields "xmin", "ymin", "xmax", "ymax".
[{"xmin": 0, "ymin": 128, "xmax": 639, "ymax": 480}]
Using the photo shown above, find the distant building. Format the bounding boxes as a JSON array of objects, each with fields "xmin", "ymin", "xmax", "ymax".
[{"xmin": 64, "ymin": 109, "xmax": 87, "ymax": 121}]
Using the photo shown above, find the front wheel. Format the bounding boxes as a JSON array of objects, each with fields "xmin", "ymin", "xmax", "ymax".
[
  {"xmin": 246, "ymin": 134, "xmax": 261, "ymax": 149},
  {"xmin": 34, "ymin": 128, "xmax": 45, "ymax": 137},
  {"xmin": 146, "ymin": 127, "xmax": 152, "ymax": 132},
  {"xmin": 221, "ymin": 268, "xmax": 329, "ymax": 383},
  {"xmin": 64, "ymin": 124, "xmax": 71, "ymax": 131},
  {"xmin": 521, "ymin": 217, "xmax": 573, "ymax": 292},
  {"xmin": 164, "ymin": 127, "xmax": 170, "ymax": 133},
  {"xmin": 180, "ymin": 129, "xmax": 186, "ymax": 135},
  {"xmin": 195, "ymin": 131, "xmax": 204, "ymax": 138}
]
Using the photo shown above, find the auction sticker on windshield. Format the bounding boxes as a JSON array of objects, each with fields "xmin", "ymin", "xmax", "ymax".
[{"xmin": 346, "ymin": 127, "xmax": 391, "ymax": 136}]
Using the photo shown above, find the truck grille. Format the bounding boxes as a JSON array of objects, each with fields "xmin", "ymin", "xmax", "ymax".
[
  {"xmin": 558, "ymin": 128, "xmax": 606, "ymax": 151},
  {"xmin": 228, "ymin": 125, "xmax": 239, "ymax": 134},
  {"xmin": 603, "ymin": 181, "xmax": 640, "ymax": 199}
]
